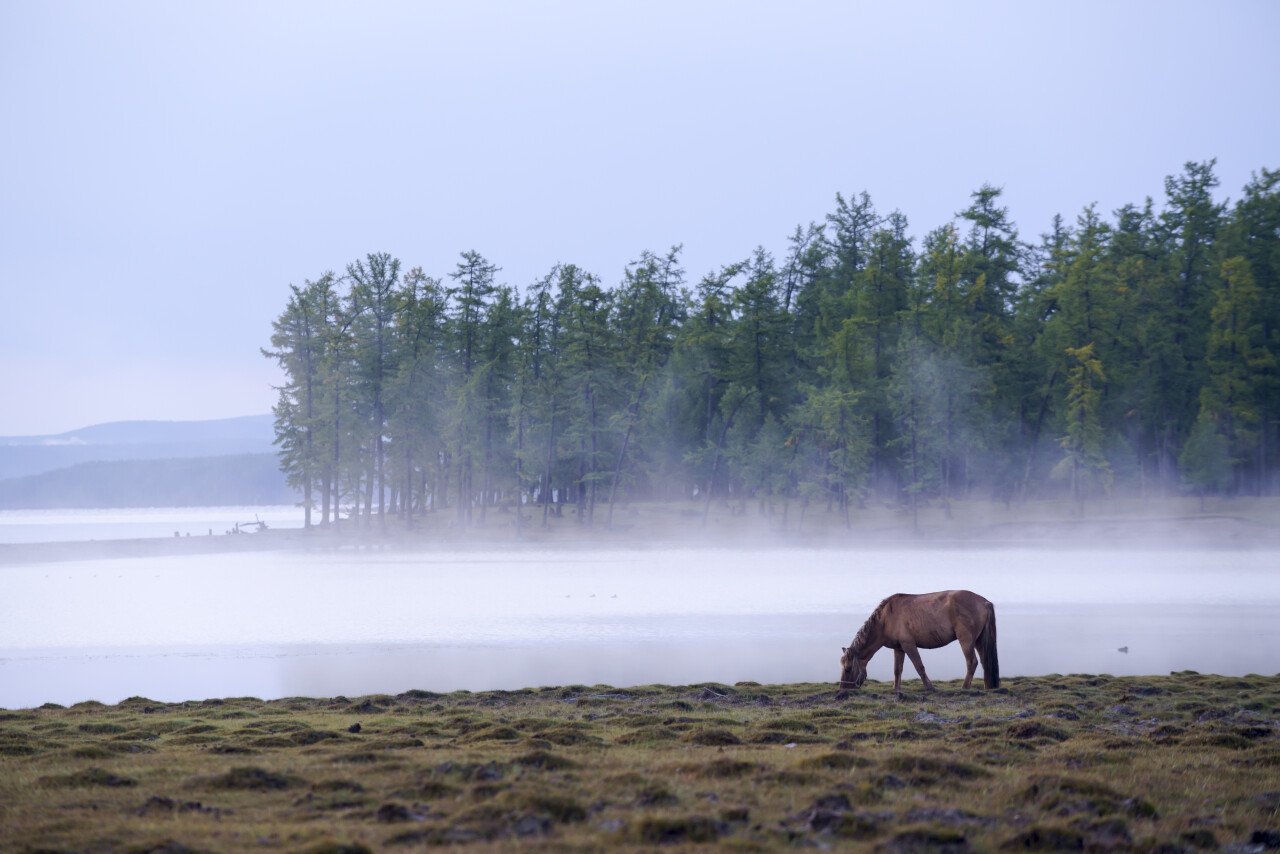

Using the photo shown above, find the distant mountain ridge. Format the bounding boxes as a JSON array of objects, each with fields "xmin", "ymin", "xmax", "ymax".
[
  {"xmin": 1, "ymin": 414, "xmax": 275, "ymax": 447},
  {"xmin": 0, "ymin": 453, "xmax": 296, "ymax": 509},
  {"xmin": 0, "ymin": 415, "xmax": 277, "ymax": 480}
]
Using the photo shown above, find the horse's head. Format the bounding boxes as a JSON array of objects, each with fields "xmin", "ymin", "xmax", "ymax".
[{"xmin": 838, "ymin": 646, "xmax": 867, "ymax": 689}]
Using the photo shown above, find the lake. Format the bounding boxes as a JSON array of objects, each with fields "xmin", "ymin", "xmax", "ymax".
[{"xmin": 2, "ymin": 545, "xmax": 1277, "ymax": 709}]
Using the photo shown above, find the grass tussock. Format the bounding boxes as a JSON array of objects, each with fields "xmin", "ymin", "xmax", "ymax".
[{"xmin": 1, "ymin": 674, "xmax": 1277, "ymax": 850}]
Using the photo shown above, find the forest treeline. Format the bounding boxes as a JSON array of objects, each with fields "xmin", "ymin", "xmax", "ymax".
[{"xmin": 264, "ymin": 161, "xmax": 1278, "ymax": 529}]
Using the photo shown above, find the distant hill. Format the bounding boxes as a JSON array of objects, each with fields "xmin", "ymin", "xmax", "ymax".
[
  {"xmin": 0, "ymin": 453, "xmax": 297, "ymax": 509},
  {"xmin": 1, "ymin": 414, "xmax": 276, "ymax": 446},
  {"xmin": 0, "ymin": 415, "xmax": 276, "ymax": 480}
]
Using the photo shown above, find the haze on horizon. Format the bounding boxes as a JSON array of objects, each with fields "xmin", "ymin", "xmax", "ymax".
[{"xmin": 2, "ymin": 0, "xmax": 1277, "ymax": 436}]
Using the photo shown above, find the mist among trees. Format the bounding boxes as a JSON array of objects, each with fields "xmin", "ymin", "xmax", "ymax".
[{"xmin": 264, "ymin": 161, "xmax": 1279, "ymax": 528}]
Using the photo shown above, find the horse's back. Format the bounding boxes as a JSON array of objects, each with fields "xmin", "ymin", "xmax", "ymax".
[
  {"xmin": 891, "ymin": 590, "xmax": 990, "ymax": 613},
  {"xmin": 947, "ymin": 589, "xmax": 993, "ymax": 611},
  {"xmin": 891, "ymin": 589, "xmax": 988, "ymax": 601},
  {"xmin": 883, "ymin": 590, "xmax": 993, "ymax": 649}
]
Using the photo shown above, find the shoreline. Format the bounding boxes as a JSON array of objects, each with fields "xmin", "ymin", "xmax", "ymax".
[{"xmin": 2, "ymin": 504, "xmax": 1278, "ymax": 564}]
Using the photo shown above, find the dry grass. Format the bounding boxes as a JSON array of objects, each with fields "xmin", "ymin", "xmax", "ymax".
[{"xmin": 1, "ymin": 674, "xmax": 1277, "ymax": 851}]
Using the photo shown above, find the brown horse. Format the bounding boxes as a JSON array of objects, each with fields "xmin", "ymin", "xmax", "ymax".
[{"xmin": 838, "ymin": 590, "xmax": 999, "ymax": 695}]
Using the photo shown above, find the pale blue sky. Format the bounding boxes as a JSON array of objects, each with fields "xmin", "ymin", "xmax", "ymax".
[{"xmin": 2, "ymin": 0, "xmax": 1277, "ymax": 434}]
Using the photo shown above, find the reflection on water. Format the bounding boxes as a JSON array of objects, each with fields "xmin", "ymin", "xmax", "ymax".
[
  {"xmin": 1, "ymin": 548, "xmax": 1277, "ymax": 707},
  {"xmin": 0, "ymin": 506, "xmax": 303, "ymax": 544}
]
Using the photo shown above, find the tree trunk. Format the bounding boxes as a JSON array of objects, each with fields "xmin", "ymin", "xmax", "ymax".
[
  {"xmin": 403, "ymin": 444, "xmax": 414, "ymax": 528},
  {"xmin": 607, "ymin": 413, "xmax": 637, "ymax": 529},
  {"xmin": 586, "ymin": 386, "xmax": 598, "ymax": 525},
  {"xmin": 480, "ymin": 412, "xmax": 494, "ymax": 527},
  {"xmin": 702, "ymin": 391, "xmax": 754, "ymax": 528},
  {"xmin": 321, "ymin": 471, "xmax": 331, "ymax": 527},
  {"xmin": 363, "ymin": 467, "xmax": 374, "ymax": 526},
  {"xmin": 1020, "ymin": 371, "xmax": 1059, "ymax": 500},
  {"xmin": 542, "ymin": 406, "xmax": 557, "ymax": 529},
  {"xmin": 514, "ymin": 410, "xmax": 525, "ymax": 538}
]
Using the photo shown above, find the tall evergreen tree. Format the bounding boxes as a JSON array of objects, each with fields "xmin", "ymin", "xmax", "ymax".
[
  {"xmin": 347, "ymin": 252, "xmax": 402, "ymax": 527},
  {"xmin": 606, "ymin": 247, "xmax": 685, "ymax": 522},
  {"xmin": 1159, "ymin": 160, "xmax": 1227, "ymax": 462},
  {"xmin": 1217, "ymin": 169, "xmax": 1280, "ymax": 488},
  {"xmin": 1199, "ymin": 257, "xmax": 1276, "ymax": 488},
  {"xmin": 263, "ymin": 276, "xmax": 331, "ymax": 528},
  {"xmin": 446, "ymin": 250, "xmax": 500, "ymax": 525},
  {"xmin": 388, "ymin": 266, "xmax": 447, "ymax": 524},
  {"xmin": 1054, "ymin": 343, "xmax": 1112, "ymax": 511}
]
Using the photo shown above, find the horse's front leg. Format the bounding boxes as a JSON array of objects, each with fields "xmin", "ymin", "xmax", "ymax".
[
  {"xmin": 902, "ymin": 643, "xmax": 934, "ymax": 692},
  {"xmin": 893, "ymin": 649, "xmax": 905, "ymax": 698}
]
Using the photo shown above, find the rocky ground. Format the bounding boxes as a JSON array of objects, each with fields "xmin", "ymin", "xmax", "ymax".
[{"xmin": 1, "ymin": 674, "xmax": 1277, "ymax": 851}]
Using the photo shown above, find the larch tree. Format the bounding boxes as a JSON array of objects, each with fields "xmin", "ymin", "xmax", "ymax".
[
  {"xmin": 1055, "ymin": 343, "xmax": 1112, "ymax": 513},
  {"xmin": 346, "ymin": 252, "xmax": 402, "ymax": 527},
  {"xmin": 1199, "ymin": 257, "xmax": 1276, "ymax": 488},
  {"xmin": 606, "ymin": 247, "xmax": 685, "ymax": 525},
  {"xmin": 263, "ymin": 278, "xmax": 329, "ymax": 528},
  {"xmin": 446, "ymin": 251, "xmax": 500, "ymax": 526}
]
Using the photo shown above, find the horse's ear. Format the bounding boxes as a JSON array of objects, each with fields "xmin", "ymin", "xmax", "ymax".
[{"xmin": 841, "ymin": 647, "xmax": 847, "ymax": 654}]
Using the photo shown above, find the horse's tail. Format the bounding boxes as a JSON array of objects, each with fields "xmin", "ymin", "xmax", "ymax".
[{"xmin": 979, "ymin": 602, "xmax": 1000, "ymax": 689}]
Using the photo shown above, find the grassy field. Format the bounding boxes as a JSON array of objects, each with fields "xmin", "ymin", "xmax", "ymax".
[{"xmin": 1, "ymin": 675, "xmax": 1277, "ymax": 851}]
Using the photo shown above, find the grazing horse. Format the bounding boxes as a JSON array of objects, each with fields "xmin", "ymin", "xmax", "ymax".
[{"xmin": 838, "ymin": 590, "xmax": 999, "ymax": 695}]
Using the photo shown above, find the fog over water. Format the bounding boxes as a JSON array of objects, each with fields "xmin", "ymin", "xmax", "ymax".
[{"xmin": 2, "ymin": 546, "xmax": 1276, "ymax": 708}]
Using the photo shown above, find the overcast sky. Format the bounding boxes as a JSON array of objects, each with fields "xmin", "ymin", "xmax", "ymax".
[{"xmin": 1, "ymin": 1, "xmax": 1277, "ymax": 435}]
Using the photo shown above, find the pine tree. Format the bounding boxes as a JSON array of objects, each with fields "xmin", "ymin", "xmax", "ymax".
[
  {"xmin": 1199, "ymin": 257, "xmax": 1276, "ymax": 489},
  {"xmin": 1054, "ymin": 343, "xmax": 1112, "ymax": 512},
  {"xmin": 888, "ymin": 330, "xmax": 945, "ymax": 527},
  {"xmin": 514, "ymin": 266, "xmax": 568, "ymax": 527},
  {"xmin": 1179, "ymin": 412, "xmax": 1232, "ymax": 507},
  {"xmin": 605, "ymin": 247, "xmax": 684, "ymax": 522},
  {"xmin": 558, "ymin": 266, "xmax": 613, "ymax": 523},
  {"xmin": 1216, "ymin": 169, "xmax": 1280, "ymax": 489},
  {"xmin": 912, "ymin": 222, "xmax": 992, "ymax": 501},
  {"xmin": 446, "ymin": 251, "xmax": 500, "ymax": 525},
  {"xmin": 1159, "ymin": 160, "xmax": 1227, "ymax": 464},
  {"xmin": 388, "ymin": 267, "xmax": 447, "ymax": 524},
  {"xmin": 263, "ymin": 279, "xmax": 326, "ymax": 527},
  {"xmin": 347, "ymin": 252, "xmax": 402, "ymax": 527},
  {"xmin": 958, "ymin": 185, "xmax": 1024, "ymax": 498}
]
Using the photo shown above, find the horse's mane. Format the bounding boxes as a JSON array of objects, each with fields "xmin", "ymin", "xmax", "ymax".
[{"xmin": 849, "ymin": 596, "xmax": 896, "ymax": 657}]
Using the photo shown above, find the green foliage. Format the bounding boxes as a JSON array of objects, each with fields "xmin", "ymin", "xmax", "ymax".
[
  {"xmin": 264, "ymin": 162, "xmax": 1280, "ymax": 524},
  {"xmin": 1053, "ymin": 344, "xmax": 1113, "ymax": 508},
  {"xmin": 1179, "ymin": 412, "xmax": 1233, "ymax": 498},
  {"xmin": 1201, "ymin": 257, "xmax": 1276, "ymax": 465}
]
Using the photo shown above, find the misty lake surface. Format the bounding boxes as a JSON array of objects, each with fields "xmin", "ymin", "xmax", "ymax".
[
  {"xmin": 2, "ymin": 546, "xmax": 1277, "ymax": 708},
  {"xmin": 0, "ymin": 506, "xmax": 303, "ymax": 544}
]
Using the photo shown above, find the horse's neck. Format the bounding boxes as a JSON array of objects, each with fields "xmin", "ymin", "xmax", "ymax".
[{"xmin": 852, "ymin": 617, "xmax": 885, "ymax": 659}]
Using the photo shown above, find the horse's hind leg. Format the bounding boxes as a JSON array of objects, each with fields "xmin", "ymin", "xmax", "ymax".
[
  {"xmin": 902, "ymin": 643, "xmax": 935, "ymax": 692},
  {"xmin": 960, "ymin": 639, "xmax": 978, "ymax": 690}
]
